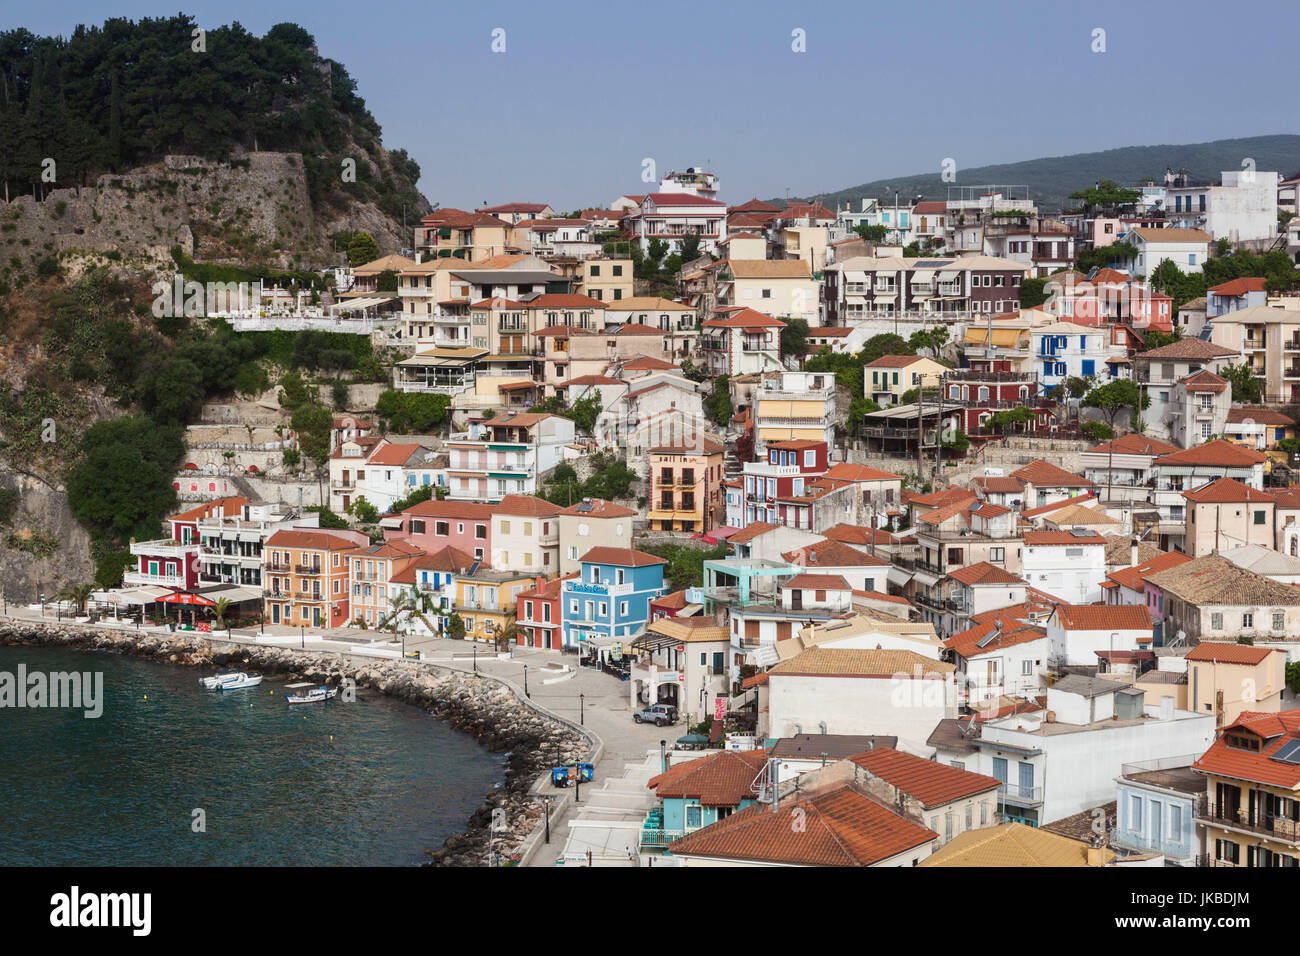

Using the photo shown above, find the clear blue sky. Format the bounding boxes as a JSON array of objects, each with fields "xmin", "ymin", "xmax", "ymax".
[{"xmin": 16, "ymin": 0, "xmax": 1300, "ymax": 210}]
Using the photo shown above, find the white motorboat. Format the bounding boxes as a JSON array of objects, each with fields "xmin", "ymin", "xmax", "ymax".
[
  {"xmin": 200, "ymin": 672, "xmax": 241, "ymax": 689},
  {"xmin": 284, "ymin": 682, "xmax": 338, "ymax": 705},
  {"xmin": 217, "ymin": 672, "xmax": 263, "ymax": 691}
]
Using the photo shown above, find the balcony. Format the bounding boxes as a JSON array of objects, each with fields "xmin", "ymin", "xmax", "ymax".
[
  {"xmin": 294, "ymin": 564, "xmax": 322, "ymax": 575},
  {"xmin": 123, "ymin": 571, "xmax": 185, "ymax": 587},
  {"xmin": 997, "ymin": 782, "xmax": 1044, "ymax": 806},
  {"xmin": 639, "ymin": 828, "xmax": 686, "ymax": 850},
  {"xmin": 1197, "ymin": 798, "xmax": 1300, "ymax": 844},
  {"xmin": 129, "ymin": 538, "xmax": 195, "ymax": 558},
  {"xmin": 1109, "ymin": 827, "xmax": 1193, "ymax": 860}
]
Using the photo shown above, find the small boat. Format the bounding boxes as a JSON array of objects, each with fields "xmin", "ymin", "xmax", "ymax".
[
  {"xmin": 284, "ymin": 682, "xmax": 338, "ymax": 705},
  {"xmin": 217, "ymin": 673, "xmax": 263, "ymax": 691},
  {"xmin": 200, "ymin": 672, "xmax": 241, "ymax": 689}
]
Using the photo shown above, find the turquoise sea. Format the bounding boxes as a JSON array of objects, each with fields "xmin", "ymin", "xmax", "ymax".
[{"xmin": 0, "ymin": 643, "xmax": 503, "ymax": 865}]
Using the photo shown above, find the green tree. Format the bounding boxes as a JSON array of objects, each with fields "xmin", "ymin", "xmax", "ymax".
[
  {"xmin": 780, "ymin": 318, "xmax": 810, "ymax": 358},
  {"xmin": 290, "ymin": 403, "xmax": 333, "ymax": 466},
  {"xmin": 1220, "ymin": 364, "xmax": 1263, "ymax": 404},
  {"xmin": 348, "ymin": 496, "xmax": 379, "ymax": 523},
  {"xmin": 569, "ymin": 391, "xmax": 603, "ymax": 433},
  {"xmin": 306, "ymin": 506, "xmax": 350, "ymax": 529},
  {"xmin": 1068, "ymin": 180, "xmax": 1142, "ymax": 214},
  {"xmin": 853, "ymin": 224, "xmax": 888, "ymax": 242},
  {"xmin": 445, "ymin": 611, "xmax": 466, "ymax": 640},
  {"xmin": 705, "ymin": 374, "xmax": 733, "ymax": 427},
  {"xmin": 68, "ymin": 415, "xmax": 183, "ymax": 546},
  {"xmin": 1082, "ymin": 379, "xmax": 1149, "ymax": 433},
  {"xmin": 1019, "ymin": 277, "xmax": 1050, "ymax": 308},
  {"xmin": 347, "ymin": 232, "xmax": 380, "ymax": 266}
]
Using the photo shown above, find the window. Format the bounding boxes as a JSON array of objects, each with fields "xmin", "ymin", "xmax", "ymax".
[
  {"xmin": 1254, "ymin": 510, "xmax": 1266, "ymax": 525},
  {"xmin": 1130, "ymin": 795, "xmax": 1142, "ymax": 831},
  {"xmin": 1243, "ymin": 613, "xmax": 1254, "ymax": 629},
  {"xmin": 475, "ymin": 524, "xmax": 487, "ymax": 539},
  {"xmin": 685, "ymin": 804, "xmax": 702, "ymax": 829},
  {"xmin": 1022, "ymin": 660, "xmax": 1032, "ymax": 675},
  {"xmin": 1274, "ymin": 611, "xmax": 1286, "ymax": 630},
  {"xmin": 1211, "ymin": 612, "xmax": 1223, "ymax": 630}
]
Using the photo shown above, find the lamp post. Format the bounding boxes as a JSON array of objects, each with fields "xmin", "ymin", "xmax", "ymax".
[
  {"xmin": 300, "ymin": 625, "xmax": 304, "ymax": 649},
  {"xmin": 524, "ymin": 665, "xmax": 530, "ymax": 699},
  {"xmin": 579, "ymin": 692, "xmax": 585, "ymax": 726}
]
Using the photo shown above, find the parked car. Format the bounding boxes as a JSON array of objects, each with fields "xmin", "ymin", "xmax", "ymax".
[{"xmin": 633, "ymin": 703, "xmax": 678, "ymax": 726}]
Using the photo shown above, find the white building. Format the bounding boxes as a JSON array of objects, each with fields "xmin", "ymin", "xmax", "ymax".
[
  {"xmin": 1045, "ymin": 604, "xmax": 1153, "ymax": 667},
  {"xmin": 1020, "ymin": 530, "xmax": 1107, "ymax": 604},
  {"xmin": 1165, "ymin": 169, "xmax": 1280, "ymax": 243},
  {"xmin": 1130, "ymin": 227, "xmax": 1213, "ymax": 275},
  {"xmin": 1029, "ymin": 322, "xmax": 1125, "ymax": 388}
]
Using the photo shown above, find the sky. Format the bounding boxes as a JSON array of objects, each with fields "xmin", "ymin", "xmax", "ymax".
[{"xmin": 14, "ymin": 0, "xmax": 1300, "ymax": 210}]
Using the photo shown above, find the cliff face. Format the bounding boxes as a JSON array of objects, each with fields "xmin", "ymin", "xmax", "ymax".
[
  {"xmin": 0, "ymin": 473, "xmax": 97, "ymax": 603},
  {"xmin": 1, "ymin": 149, "xmax": 416, "ymax": 271}
]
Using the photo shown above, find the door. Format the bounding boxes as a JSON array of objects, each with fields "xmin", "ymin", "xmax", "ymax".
[
  {"xmin": 272, "ymin": 604, "xmax": 281, "ymax": 624},
  {"xmin": 1018, "ymin": 761, "xmax": 1034, "ymax": 800},
  {"xmin": 1150, "ymin": 800, "xmax": 1162, "ymax": 848},
  {"xmin": 993, "ymin": 757, "xmax": 1008, "ymax": 791}
]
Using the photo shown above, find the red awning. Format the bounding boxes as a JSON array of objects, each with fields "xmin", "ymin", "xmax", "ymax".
[{"xmin": 157, "ymin": 592, "xmax": 216, "ymax": 607}]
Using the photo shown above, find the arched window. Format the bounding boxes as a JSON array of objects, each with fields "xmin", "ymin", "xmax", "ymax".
[
  {"xmin": 961, "ymin": 386, "xmax": 970, "ymax": 401},
  {"xmin": 1019, "ymin": 386, "xmax": 1029, "ymax": 400}
]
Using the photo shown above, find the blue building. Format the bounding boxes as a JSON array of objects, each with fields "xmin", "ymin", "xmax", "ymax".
[
  {"xmin": 640, "ymin": 749, "xmax": 769, "ymax": 856},
  {"xmin": 391, "ymin": 545, "xmax": 475, "ymax": 634},
  {"xmin": 1110, "ymin": 757, "xmax": 1202, "ymax": 866},
  {"xmin": 561, "ymin": 547, "xmax": 666, "ymax": 650}
]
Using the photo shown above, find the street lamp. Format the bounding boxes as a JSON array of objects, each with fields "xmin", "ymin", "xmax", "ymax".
[
  {"xmin": 524, "ymin": 665, "xmax": 530, "ymax": 698},
  {"xmin": 579, "ymin": 692, "xmax": 585, "ymax": 726},
  {"xmin": 300, "ymin": 625, "xmax": 304, "ymax": 649}
]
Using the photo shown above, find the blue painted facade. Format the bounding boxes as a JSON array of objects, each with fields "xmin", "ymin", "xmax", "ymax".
[{"xmin": 561, "ymin": 555, "xmax": 665, "ymax": 649}]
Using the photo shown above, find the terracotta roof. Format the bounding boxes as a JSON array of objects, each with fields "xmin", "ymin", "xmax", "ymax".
[
  {"xmin": 1045, "ymin": 503, "xmax": 1119, "ymax": 527},
  {"xmin": 643, "ymin": 192, "xmax": 725, "ymax": 207},
  {"xmin": 578, "ymin": 546, "xmax": 667, "ymax": 567},
  {"xmin": 782, "ymin": 539, "xmax": 891, "ymax": 568},
  {"xmin": 557, "ymin": 375, "xmax": 626, "ymax": 387},
  {"xmin": 652, "ymin": 589, "xmax": 690, "ymax": 610},
  {"xmin": 824, "ymin": 524, "xmax": 896, "ymax": 547},
  {"xmin": 494, "ymin": 494, "xmax": 564, "ymax": 518},
  {"xmin": 770, "ymin": 647, "xmax": 954, "ymax": 678},
  {"xmin": 1193, "ymin": 710, "xmax": 1300, "ymax": 788},
  {"xmin": 527, "ymin": 293, "xmax": 605, "ymax": 309},
  {"xmin": 904, "ymin": 486, "xmax": 977, "ymax": 509},
  {"xmin": 559, "ymin": 498, "xmax": 637, "ymax": 518},
  {"xmin": 1022, "ymin": 530, "xmax": 1106, "ymax": 546},
  {"xmin": 825, "ymin": 463, "xmax": 903, "ymax": 483},
  {"xmin": 865, "ymin": 354, "xmax": 927, "ymax": 369},
  {"xmin": 1050, "ymin": 604, "xmax": 1152, "ymax": 631},
  {"xmin": 1183, "ymin": 476, "xmax": 1276, "ymax": 504},
  {"xmin": 726, "ymin": 259, "xmax": 812, "ymax": 279},
  {"xmin": 973, "ymin": 475, "xmax": 1025, "ymax": 494},
  {"xmin": 1226, "ymin": 407, "xmax": 1295, "ymax": 426},
  {"xmin": 851, "ymin": 747, "xmax": 1001, "ymax": 808},
  {"xmin": 1139, "ymin": 338, "xmax": 1238, "ymax": 361},
  {"xmin": 728, "ymin": 521, "xmax": 779, "ymax": 544},
  {"xmin": 1179, "ymin": 369, "xmax": 1229, "ymax": 393},
  {"xmin": 704, "ymin": 308, "xmax": 786, "ymax": 329},
  {"xmin": 646, "ymin": 615, "xmax": 729, "ymax": 644},
  {"xmin": 1145, "ymin": 554, "xmax": 1300, "ymax": 607},
  {"xmin": 366, "ymin": 442, "xmax": 428, "ymax": 467},
  {"xmin": 621, "ymin": 356, "xmax": 678, "ymax": 371},
  {"xmin": 947, "ymin": 562, "xmax": 1026, "ymax": 586},
  {"xmin": 1154, "ymin": 439, "xmax": 1266, "ymax": 468},
  {"xmin": 171, "ymin": 496, "xmax": 249, "ymax": 523},
  {"xmin": 390, "ymin": 546, "xmax": 477, "ymax": 583},
  {"xmin": 1186, "ymin": 642, "xmax": 1283, "ymax": 665},
  {"xmin": 517, "ymin": 572, "xmax": 579, "ymax": 599},
  {"xmin": 265, "ymin": 529, "xmax": 360, "ymax": 551},
  {"xmin": 946, "ymin": 621, "xmax": 1046, "ymax": 659},
  {"xmin": 648, "ymin": 749, "xmax": 771, "ymax": 805},
  {"xmin": 1020, "ymin": 493, "xmax": 1097, "ymax": 519},
  {"xmin": 1208, "ymin": 277, "xmax": 1267, "ymax": 296},
  {"xmin": 1132, "ymin": 226, "xmax": 1212, "ymax": 244},
  {"xmin": 666, "ymin": 782, "xmax": 937, "ymax": 866},
  {"xmin": 477, "ymin": 411, "xmax": 563, "ymax": 429},
  {"xmin": 972, "ymin": 503, "xmax": 1012, "ymax": 519},
  {"xmin": 402, "ymin": 500, "xmax": 496, "ymax": 520},
  {"xmin": 344, "ymin": 539, "xmax": 425, "ymax": 561},
  {"xmin": 1106, "ymin": 550, "xmax": 1193, "ymax": 592},
  {"xmin": 1089, "ymin": 433, "xmax": 1181, "ymax": 457},
  {"xmin": 784, "ymin": 573, "xmax": 853, "ymax": 591},
  {"xmin": 1011, "ymin": 460, "xmax": 1094, "ymax": 488},
  {"xmin": 923, "ymin": 823, "xmax": 1113, "ymax": 867}
]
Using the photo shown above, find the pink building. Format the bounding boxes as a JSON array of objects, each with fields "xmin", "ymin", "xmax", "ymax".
[
  {"xmin": 383, "ymin": 499, "xmax": 494, "ymax": 563},
  {"xmin": 126, "ymin": 497, "xmax": 248, "ymax": 590}
]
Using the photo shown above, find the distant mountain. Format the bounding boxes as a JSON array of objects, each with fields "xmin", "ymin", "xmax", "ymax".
[{"xmin": 783, "ymin": 135, "xmax": 1300, "ymax": 213}]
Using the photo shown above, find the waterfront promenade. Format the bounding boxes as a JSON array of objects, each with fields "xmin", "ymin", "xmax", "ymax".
[{"xmin": 0, "ymin": 604, "xmax": 671, "ymax": 866}]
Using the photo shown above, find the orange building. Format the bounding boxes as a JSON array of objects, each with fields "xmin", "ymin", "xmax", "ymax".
[{"xmin": 263, "ymin": 528, "xmax": 369, "ymax": 628}]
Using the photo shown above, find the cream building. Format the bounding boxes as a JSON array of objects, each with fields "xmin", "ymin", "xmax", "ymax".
[
  {"xmin": 491, "ymin": 495, "xmax": 563, "ymax": 574},
  {"xmin": 557, "ymin": 498, "xmax": 636, "ymax": 575}
]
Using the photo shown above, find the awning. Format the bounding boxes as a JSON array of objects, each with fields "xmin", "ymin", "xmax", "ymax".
[
  {"xmin": 100, "ymin": 585, "xmax": 173, "ymax": 605},
  {"xmin": 937, "ymin": 270, "xmax": 958, "ymax": 281},
  {"xmin": 197, "ymin": 585, "xmax": 262, "ymax": 604},
  {"xmin": 331, "ymin": 296, "xmax": 395, "ymax": 312},
  {"xmin": 158, "ymin": 592, "xmax": 216, "ymax": 607},
  {"xmin": 379, "ymin": 517, "xmax": 404, "ymax": 529},
  {"xmin": 910, "ymin": 270, "xmax": 936, "ymax": 284}
]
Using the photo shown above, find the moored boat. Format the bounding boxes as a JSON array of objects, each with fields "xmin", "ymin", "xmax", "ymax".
[
  {"xmin": 284, "ymin": 682, "xmax": 338, "ymax": 705},
  {"xmin": 216, "ymin": 673, "xmax": 263, "ymax": 691},
  {"xmin": 200, "ymin": 672, "xmax": 241, "ymax": 689}
]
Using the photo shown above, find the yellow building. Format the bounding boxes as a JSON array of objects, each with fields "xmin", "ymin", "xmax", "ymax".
[
  {"xmin": 1194, "ymin": 709, "xmax": 1300, "ymax": 867},
  {"xmin": 1186, "ymin": 642, "xmax": 1287, "ymax": 727},
  {"xmin": 450, "ymin": 568, "xmax": 535, "ymax": 644},
  {"xmin": 647, "ymin": 439, "xmax": 725, "ymax": 533},
  {"xmin": 577, "ymin": 258, "xmax": 634, "ymax": 303},
  {"xmin": 864, "ymin": 355, "xmax": 949, "ymax": 406}
]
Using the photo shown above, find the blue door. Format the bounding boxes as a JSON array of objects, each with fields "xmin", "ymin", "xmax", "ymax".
[
  {"xmin": 1018, "ymin": 761, "xmax": 1034, "ymax": 799},
  {"xmin": 1081, "ymin": 359, "xmax": 1095, "ymax": 376},
  {"xmin": 993, "ymin": 757, "xmax": 1008, "ymax": 788}
]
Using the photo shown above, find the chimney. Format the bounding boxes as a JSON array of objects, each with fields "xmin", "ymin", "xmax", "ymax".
[
  {"xmin": 1086, "ymin": 846, "xmax": 1109, "ymax": 867},
  {"xmin": 1131, "ymin": 536, "xmax": 1139, "ymax": 568},
  {"xmin": 1159, "ymin": 695, "xmax": 1174, "ymax": 721}
]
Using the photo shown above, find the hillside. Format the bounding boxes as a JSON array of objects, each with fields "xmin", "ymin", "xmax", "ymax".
[
  {"xmin": 786, "ymin": 134, "xmax": 1300, "ymax": 213},
  {"xmin": 0, "ymin": 16, "xmax": 430, "ymax": 268}
]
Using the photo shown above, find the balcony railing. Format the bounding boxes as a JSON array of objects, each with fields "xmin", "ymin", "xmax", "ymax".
[
  {"xmin": 997, "ymin": 782, "xmax": 1044, "ymax": 805},
  {"xmin": 639, "ymin": 828, "xmax": 686, "ymax": 849},
  {"xmin": 1110, "ymin": 827, "xmax": 1193, "ymax": 859},
  {"xmin": 1198, "ymin": 798, "xmax": 1300, "ymax": 843}
]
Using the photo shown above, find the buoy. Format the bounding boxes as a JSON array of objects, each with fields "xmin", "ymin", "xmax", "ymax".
[{"xmin": 143, "ymin": 695, "xmax": 147, "ymax": 700}]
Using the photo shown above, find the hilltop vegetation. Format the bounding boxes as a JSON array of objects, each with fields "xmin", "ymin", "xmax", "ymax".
[
  {"xmin": 0, "ymin": 16, "xmax": 426, "ymax": 223},
  {"xmin": 787, "ymin": 134, "xmax": 1300, "ymax": 213}
]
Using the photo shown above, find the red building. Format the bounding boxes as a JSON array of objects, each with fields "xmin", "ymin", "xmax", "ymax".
[
  {"xmin": 516, "ymin": 574, "xmax": 576, "ymax": 650},
  {"xmin": 941, "ymin": 370, "xmax": 1058, "ymax": 439},
  {"xmin": 126, "ymin": 497, "xmax": 247, "ymax": 590}
]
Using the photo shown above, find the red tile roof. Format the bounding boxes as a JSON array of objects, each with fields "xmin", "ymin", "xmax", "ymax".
[
  {"xmin": 1208, "ymin": 277, "xmax": 1267, "ymax": 296},
  {"xmin": 1193, "ymin": 710, "xmax": 1300, "ymax": 788},
  {"xmin": 1011, "ymin": 460, "xmax": 1094, "ymax": 488},
  {"xmin": 402, "ymin": 500, "xmax": 496, "ymax": 520},
  {"xmin": 1183, "ymin": 477, "xmax": 1276, "ymax": 504},
  {"xmin": 1019, "ymin": 493, "xmax": 1097, "ymax": 518},
  {"xmin": 558, "ymin": 498, "xmax": 637, "ymax": 518},
  {"xmin": 1050, "ymin": 604, "xmax": 1152, "ymax": 631},
  {"xmin": 1089, "ymin": 434, "xmax": 1181, "ymax": 457},
  {"xmin": 495, "ymin": 494, "xmax": 564, "ymax": 518},
  {"xmin": 782, "ymin": 539, "xmax": 891, "ymax": 568},
  {"xmin": 946, "ymin": 621, "xmax": 1046, "ymax": 659},
  {"xmin": 366, "ymin": 442, "xmax": 427, "ymax": 466},
  {"xmin": 648, "ymin": 749, "xmax": 771, "ymax": 805},
  {"xmin": 947, "ymin": 562, "xmax": 1026, "ymax": 586},
  {"xmin": 727, "ymin": 521, "xmax": 779, "ymax": 544},
  {"xmin": 1154, "ymin": 439, "xmax": 1266, "ymax": 468},
  {"xmin": 824, "ymin": 524, "xmax": 896, "ymax": 547},
  {"xmin": 851, "ymin": 747, "xmax": 1001, "ymax": 808},
  {"xmin": 1185, "ymin": 642, "xmax": 1283, "ymax": 665},
  {"xmin": 579, "ymin": 547, "xmax": 667, "ymax": 567},
  {"xmin": 1179, "ymin": 369, "xmax": 1229, "ymax": 393},
  {"xmin": 704, "ymin": 308, "xmax": 786, "ymax": 329},
  {"xmin": 1022, "ymin": 530, "xmax": 1106, "ymax": 546},
  {"xmin": 265, "ymin": 529, "xmax": 361, "ymax": 551},
  {"xmin": 865, "ymin": 354, "xmax": 928, "ymax": 368},
  {"xmin": 1106, "ymin": 550, "xmax": 1192, "ymax": 592},
  {"xmin": 665, "ymin": 782, "xmax": 937, "ymax": 866},
  {"xmin": 1226, "ymin": 407, "xmax": 1295, "ymax": 426},
  {"xmin": 825, "ymin": 463, "xmax": 903, "ymax": 483},
  {"xmin": 784, "ymin": 573, "xmax": 852, "ymax": 591}
]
